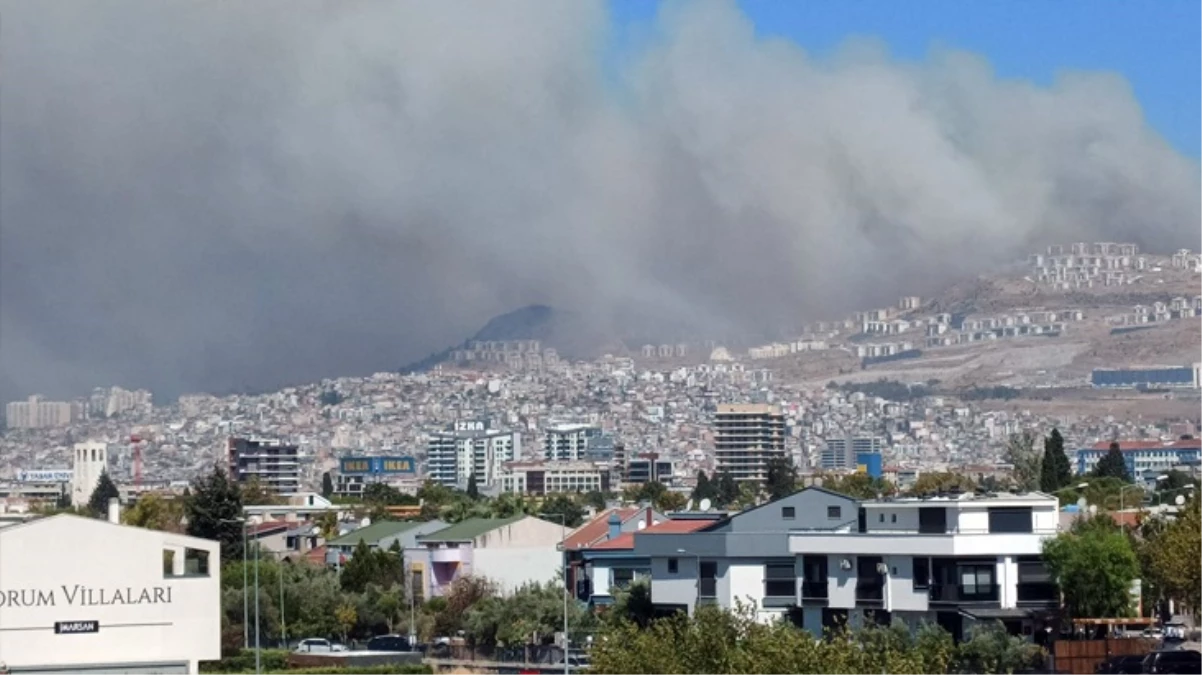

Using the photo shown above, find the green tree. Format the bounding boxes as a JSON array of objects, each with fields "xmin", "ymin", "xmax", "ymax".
[
  {"xmin": 691, "ymin": 471, "xmax": 717, "ymax": 503},
  {"xmin": 764, "ymin": 457, "xmax": 798, "ymax": 501},
  {"xmin": 1145, "ymin": 494, "xmax": 1201, "ymax": 620},
  {"xmin": 1094, "ymin": 442, "xmax": 1131, "ymax": 482},
  {"xmin": 1152, "ymin": 469, "xmax": 1195, "ymax": 503},
  {"xmin": 340, "ymin": 539, "xmax": 405, "ymax": 593},
  {"xmin": 240, "ymin": 476, "xmax": 282, "ymax": 506},
  {"xmin": 1043, "ymin": 517, "xmax": 1141, "ymax": 618},
  {"xmin": 956, "ymin": 622, "xmax": 1046, "ymax": 674},
  {"xmin": 822, "ymin": 472, "xmax": 897, "ymax": 499},
  {"xmin": 122, "ymin": 493, "xmax": 186, "ymax": 533},
  {"xmin": 715, "ymin": 472, "xmax": 739, "ymax": 508},
  {"xmin": 1004, "ymin": 431, "xmax": 1043, "ymax": 491},
  {"xmin": 607, "ymin": 578, "xmax": 655, "ymax": 629},
  {"xmin": 583, "ymin": 490, "xmax": 608, "ymax": 511},
  {"xmin": 466, "ymin": 473, "xmax": 480, "ymax": 500},
  {"xmin": 321, "ymin": 471, "xmax": 334, "ymax": 499},
  {"xmin": 540, "ymin": 493, "xmax": 586, "ymax": 528},
  {"xmin": 909, "ymin": 472, "xmax": 976, "ymax": 496},
  {"xmin": 1040, "ymin": 429, "xmax": 1073, "ymax": 493},
  {"xmin": 186, "ymin": 466, "xmax": 245, "ymax": 563},
  {"xmin": 86, "ymin": 470, "xmax": 121, "ymax": 519}
]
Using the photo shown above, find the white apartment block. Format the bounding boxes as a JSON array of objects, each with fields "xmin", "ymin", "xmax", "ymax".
[
  {"xmin": 426, "ymin": 420, "xmax": 522, "ymax": 488},
  {"xmin": 543, "ymin": 423, "xmax": 601, "ymax": 461},
  {"xmin": 497, "ymin": 460, "xmax": 611, "ymax": 495},
  {"xmin": 714, "ymin": 403, "xmax": 787, "ymax": 484},
  {"xmin": 5, "ymin": 395, "xmax": 79, "ymax": 429}
]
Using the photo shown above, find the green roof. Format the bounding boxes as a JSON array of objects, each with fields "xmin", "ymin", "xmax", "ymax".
[
  {"xmin": 417, "ymin": 515, "xmax": 525, "ymax": 543},
  {"xmin": 327, "ymin": 520, "xmax": 423, "ymax": 547}
]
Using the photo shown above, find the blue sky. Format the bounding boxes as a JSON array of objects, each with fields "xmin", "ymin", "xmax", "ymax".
[{"xmin": 609, "ymin": 0, "xmax": 1201, "ymax": 158}]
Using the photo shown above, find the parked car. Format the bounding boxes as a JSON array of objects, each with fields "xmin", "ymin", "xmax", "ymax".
[
  {"xmin": 1095, "ymin": 655, "xmax": 1147, "ymax": 674},
  {"xmin": 366, "ymin": 634, "xmax": 413, "ymax": 652},
  {"xmin": 295, "ymin": 637, "xmax": 347, "ymax": 653},
  {"xmin": 1141, "ymin": 649, "xmax": 1201, "ymax": 674}
]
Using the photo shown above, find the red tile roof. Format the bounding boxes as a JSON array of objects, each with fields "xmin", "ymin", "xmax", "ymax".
[
  {"xmin": 249, "ymin": 521, "xmax": 291, "ymax": 536},
  {"xmin": 303, "ymin": 545, "xmax": 328, "ymax": 565},
  {"xmin": 563, "ymin": 508, "xmax": 641, "ymax": 551},
  {"xmin": 1088, "ymin": 439, "xmax": 1200, "ymax": 451},
  {"xmin": 591, "ymin": 518, "xmax": 713, "ymax": 550}
]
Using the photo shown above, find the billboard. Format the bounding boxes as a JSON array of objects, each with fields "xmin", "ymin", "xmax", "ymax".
[
  {"xmin": 339, "ymin": 456, "xmax": 416, "ymax": 476},
  {"xmin": 17, "ymin": 470, "xmax": 73, "ymax": 483}
]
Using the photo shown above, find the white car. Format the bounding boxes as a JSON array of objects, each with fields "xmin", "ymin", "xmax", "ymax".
[{"xmin": 295, "ymin": 638, "xmax": 347, "ymax": 653}]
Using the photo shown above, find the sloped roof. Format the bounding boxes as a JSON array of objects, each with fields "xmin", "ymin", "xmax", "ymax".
[
  {"xmin": 591, "ymin": 518, "xmax": 712, "ymax": 550},
  {"xmin": 416, "ymin": 515, "xmax": 525, "ymax": 543},
  {"xmin": 1087, "ymin": 439, "xmax": 1200, "ymax": 451},
  {"xmin": 563, "ymin": 507, "xmax": 641, "ymax": 551},
  {"xmin": 326, "ymin": 520, "xmax": 423, "ymax": 547}
]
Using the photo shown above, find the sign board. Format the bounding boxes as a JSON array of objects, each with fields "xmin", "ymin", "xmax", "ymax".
[
  {"xmin": 16, "ymin": 470, "xmax": 72, "ymax": 483},
  {"xmin": 54, "ymin": 621, "xmax": 99, "ymax": 635},
  {"xmin": 339, "ymin": 456, "xmax": 416, "ymax": 476},
  {"xmin": 454, "ymin": 420, "xmax": 488, "ymax": 433}
]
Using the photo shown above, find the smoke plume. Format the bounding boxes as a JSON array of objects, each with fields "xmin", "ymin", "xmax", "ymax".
[{"xmin": 1, "ymin": 0, "xmax": 1197, "ymax": 400}]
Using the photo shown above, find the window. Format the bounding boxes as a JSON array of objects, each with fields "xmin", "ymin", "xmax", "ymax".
[
  {"xmin": 913, "ymin": 557, "xmax": 930, "ymax": 589},
  {"xmin": 918, "ymin": 507, "xmax": 947, "ymax": 534},
  {"xmin": 827, "ymin": 505, "xmax": 842, "ymax": 520},
  {"xmin": 163, "ymin": 549, "xmax": 176, "ymax": 576},
  {"xmin": 891, "ymin": 514, "xmax": 897, "ymax": 523},
  {"xmin": 184, "ymin": 547, "xmax": 210, "ymax": 576},
  {"xmin": 879, "ymin": 513, "xmax": 885, "ymax": 523},
  {"xmin": 782, "ymin": 506, "xmax": 796, "ymax": 519},
  {"xmin": 764, "ymin": 562, "xmax": 795, "ymax": 598},
  {"xmin": 959, "ymin": 564, "xmax": 994, "ymax": 598},
  {"xmin": 988, "ymin": 507, "xmax": 1033, "ymax": 533},
  {"xmin": 613, "ymin": 568, "xmax": 635, "ymax": 588},
  {"xmin": 668, "ymin": 558, "xmax": 679, "ymax": 574}
]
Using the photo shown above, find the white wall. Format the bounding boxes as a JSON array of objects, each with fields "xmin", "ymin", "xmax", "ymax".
[
  {"xmin": 726, "ymin": 563, "xmax": 765, "ymax": 611},
  {"xmin": 864, "ymin": 507, "xmax": 920, "ymax": 533},
  {"xmin": 996, "ymin": 555, "xmax": 1019, "ymax": 609},
  {"xmin": 476, "ymin": 516, "xmax": 565, "ymax": 548},
  {"xmin": 0, "ymin": 516, "xmax": 220, "ymax": 673},
  {"xmin": 650, "ymin": 555, "xmax": 698, "ymax": 611},
  {"xmin": 827, "ymin": 555, "xmax": 856, "ymax": 609},
  {"xmin": 472, "ymin": 547, "xmax": 561, "ymax": 595},
  {"xmin": 954, "ymin": 509, "xmax": 989, "ymax": 533},
  {"xmin": 884, "ymin": 555, "xmax": 928, "ymax": 612},
  {"xmin": 1033, "ymin": 507, "xmax": 1058, "ymax": 532}
]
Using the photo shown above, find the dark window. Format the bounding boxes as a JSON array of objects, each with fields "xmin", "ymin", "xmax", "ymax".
[
  {"xmin": 879, "ymin": 513, "xmax": 885, "ymax": 522},
  {"xmin": 958, "ymin": 564, "xmax": 995, "ymax": 598},
  {"xmin": 857, "ymin": 508, "xmax": 867, "ymax": 533},
  {"xmin": 913, "ymin": 557, "xmax": 930, "ymax": 589},
  {"xmin": 163, "ymin": 549, "xmax": 176, "ymax": 576},
  {"xmin": 918, "ymin": 507, "xmax": 947, "ymax": 533},
  {"xmin": 613, "ymin": 568, "xmax": 635, "ymax": 588},
  {"xmin": 891, "ymin": 514, "xmax": 897, "ymax": 523},
  {"xmin": 827, "ymin": 505, "xmax": 842, "ymax": 520},
  {"xmin": 782, "ymin": 506, "xmax": 796, "ymax": 519},
  {"xmin": 1018, "ymin": 561, "xmax": 1051, "ymax": 584},
  {"xmin": 700, "ymin": 561, "xmax": 717, "ymax": 579},
  {"xmin": 668, "ymin": 558, "xmax": 679, "ymax": 574},
  {"xmin": 764, "ymin": 562, "xmax": 795, "ymax": 598},
  {"xmin": 184, "ymin": 547, "xmax": 210, "ymax": 576},
  {"xmin": 988, "ymin": 507, "xmax": 1033, "ymax": 533}
]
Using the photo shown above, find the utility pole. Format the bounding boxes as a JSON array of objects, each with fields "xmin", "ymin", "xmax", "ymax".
[
  {"xmin": 279, "ymin": 562, "xmax": 286, "ymax": 649},
  {"xmin": 539, "ymin": 512, "xmax": 570, "ymax": 675},
  {"xmin": 254, "ymin": 540, "xmax": 261, "ymax": 675}
]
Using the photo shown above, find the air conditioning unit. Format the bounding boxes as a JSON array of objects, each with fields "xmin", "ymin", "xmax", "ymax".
[
  {"xmin": 876, "ymin": 562, "xmax": 889, "ymax": 575},
  {"xmin": 840, "ymin": 558, "xmax": 852, "ymax": 571}
]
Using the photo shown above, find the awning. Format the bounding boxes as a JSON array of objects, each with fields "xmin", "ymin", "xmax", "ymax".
[{"xmin": 960, "ymin": 608, "xmax": 1034, "ymax": 621}]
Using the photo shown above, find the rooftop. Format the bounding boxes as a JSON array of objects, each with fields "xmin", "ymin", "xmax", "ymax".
[
  {"xmin": 417, "ymin": 515, "xmax": 526, "ymax": 543},
  {"xmin": 591, "ymin": 518, "xmax": 713, "ymax": 550},
  {"xmin": 1086, "ymin": 439, "xmax": 1200, "ymax": 451},
  {"xmin": 860, "ymin": 491, "xmax": 1057, "ymax": 506},
  {"xmin": 563, "ymin": 507, "xmax": 642, "ymax": 551},
  {"xmin": 326, "ymin": 520, "xmax": 424, "ymax": 547}
]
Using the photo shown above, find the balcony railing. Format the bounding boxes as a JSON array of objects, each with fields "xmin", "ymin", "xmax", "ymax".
[
  {"xmin": 699, "ymin": 578, "xmax": 717, "ymax": 598},
  {"xmin": 801, "ymin": 580, "xmax": 828, "ymax": 600},
  {"xmin": 1016, "ymin": 582, "xmax": 1059, "ymax": 604},
  {"xmin": 855, "ymin": 582, "xmax": 884, "ymax": 602},
  {"xmin": 929, "ymin": 583, "xmax": 1000, "ymax": 604},
  {"xmin": 763, "ymin": 580, "xmax": 795, "ymax": 599}
]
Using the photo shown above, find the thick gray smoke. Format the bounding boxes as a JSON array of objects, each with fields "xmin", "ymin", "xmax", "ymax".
[{"xmin": 1, "ymin": 0, "xmax": 1197, "ymax": 400}]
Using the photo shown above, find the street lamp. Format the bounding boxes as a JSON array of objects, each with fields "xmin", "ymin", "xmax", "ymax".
[
  {"xmin": 539, "ymin": 512, "xmax": 570, "ymax": 675},
  {"xmin": 1155, "ymin": 483, "xmax": 1197, "ymax": 508},
  {"xmin": 221, "ymin": 517, "xmax": 260, "ymax": 675}
]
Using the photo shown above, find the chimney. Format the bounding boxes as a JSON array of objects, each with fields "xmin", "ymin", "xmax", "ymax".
[
  {"xmin": 646, "ymin": 508, "xmax": 653, "ymax": 528},
  {"xmin": 107, "ymin": 497, "xmax": 120, "ymax": 524},
  {"xmin": 607, "ymin": 511, "xmax": 621, "ymax": 540}
]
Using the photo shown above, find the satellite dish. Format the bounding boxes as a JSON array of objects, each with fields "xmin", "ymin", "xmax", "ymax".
[
  {"xmin": 636, "ymin": 521, "xmax": 646, "ymax": 530},
  {"xmin": 699, "ymin": 498, "xmax": 712, "ymax": 512},
  {"xmin": 1088, "ymin": 505, "xmax": 1098, "ymax": 515},
  {"xmin": 1076, "ymin": 497, "xmax": 1088, "ymax": 509},
  {"xmin": 360, "ymin": 517, "xmax": 371, "ymax": 528},
  {"xmin": 1175, "ymin": 495, "xmax": 1186, "ymax": 506},
  {"xmin": 685, "ymin": 499, "xmax": 694, "ymax": 512}
]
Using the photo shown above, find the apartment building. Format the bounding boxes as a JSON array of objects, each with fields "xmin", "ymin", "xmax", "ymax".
[
  {"xmin": 5, "ymin": 394, "xmax": 79, "ymax": 429},
  {"xmin": 820, "ymin": 436, "xmax": 885, "ymax": 474},
  {"xmin": 1076, "ymin": 439, "xmax": 1201, "ymax": 484},
  {"xmin": 426, "ymin": 419, "xmax": 522, "ymax": 489},
  {"xmin": 626, "ymin": 453, "xmax": 675, "ymax": 485},
  {"xmin": 626, "ymin": 488, "xmax": 1060, "ymax": 642},
  {"xmin": 714, "ymin": 404, "xmax": 787, "ymax": 483},
  {"xmin": 227, "ymin": 437, "xmax": 301, "ymax": 495},
  {"xmin": 497, "ymin": 460, "xmax": 611, "ymax": 495},
  {"xmin": 543, "ymin": 423, "xmax": 602, "ymax": 461}
]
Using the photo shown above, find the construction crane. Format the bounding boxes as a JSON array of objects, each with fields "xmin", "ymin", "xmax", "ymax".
[{"xmin": 130, "ymin": 435, "xmax": 144, "ymax": 488}]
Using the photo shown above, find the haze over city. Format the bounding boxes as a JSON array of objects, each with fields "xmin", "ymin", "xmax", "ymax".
[{"xmin": 1, "ymin": 0, "xmax": 1198, "ymax": 401}]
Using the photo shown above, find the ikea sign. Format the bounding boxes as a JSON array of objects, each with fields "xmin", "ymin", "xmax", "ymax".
[{"xmin": 340, "ymin": 456, "xmax": 415, "ymax": 476}]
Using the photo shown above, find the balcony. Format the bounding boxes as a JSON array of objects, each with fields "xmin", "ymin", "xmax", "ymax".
[
  {"xmin": 431, "ymin": 546, "xmax": 468, "ymax": 564},
  {"xmin": 928, "ymin": 583, "xmax": 1000, "ymax": 604},
  {"xmin": 801, "ymin": 580, "xmax": 829, "ymax": 600},
  {"xmin": 1016, "ymin": 582, "xmax": 1059, "ymax": 605},
  {"xmin": 855, "ymin": 582, "xmax": 884, "ymax": 603},
  {"xmin": 699, "ymin": 578, "xmax": 717, "ymax": 599}
]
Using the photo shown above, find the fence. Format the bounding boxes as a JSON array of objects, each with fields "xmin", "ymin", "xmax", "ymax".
[{"xmin": 1052, "ymin": 637, "xmax": 1157, "ymax": 674}]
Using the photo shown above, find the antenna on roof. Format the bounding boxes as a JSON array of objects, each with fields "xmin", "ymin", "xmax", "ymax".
[{"xmin": 699, "ymin": 498, "xmax": 713, "ymax": 512}]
